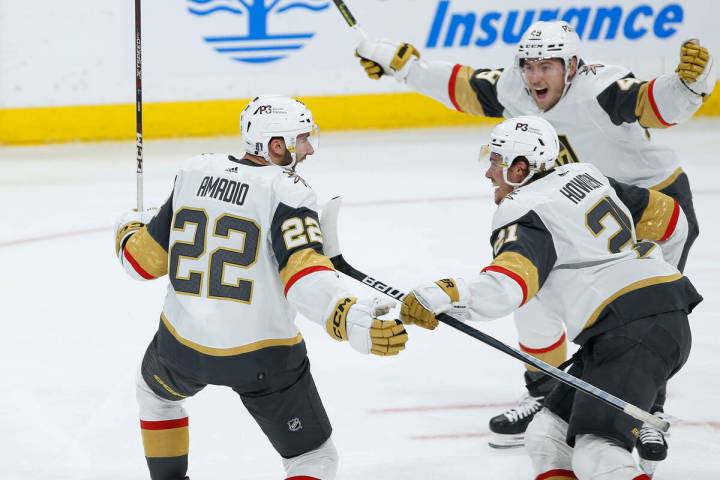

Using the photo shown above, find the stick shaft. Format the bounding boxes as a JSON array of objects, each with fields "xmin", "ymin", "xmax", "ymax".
[
  {"xmin": 134, "ymin": 0, "xmax": 144, "ymax": 211},
  {"xmin": 332, "ymin": 0, "xmax": 357, "ymax": 27},
  {"xmin": 319, "ymin": 196, "xmax": 668, "ymax": 432}
]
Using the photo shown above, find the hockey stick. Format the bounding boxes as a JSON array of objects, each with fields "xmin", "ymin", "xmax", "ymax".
[
  {"xmin": 331, "ymin": 0, "xmax": 367, "ymax": 40},
  {"xmin": 134, "ymin": 0, "xmax": 144, "ymax": 211},
  {"xmin": 319, "ymin": 196, "xmax": 670, "ymax": 432}
]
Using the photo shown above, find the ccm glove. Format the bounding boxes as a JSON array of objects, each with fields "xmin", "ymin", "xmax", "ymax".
[
  {"xmin": 676, "ymin": 39, "xmax": 716, "ymax": 97},
  {"xmin": 326, "ymin": 297, "xmax": 408, "ymax": 356},
  {"xmin": 356, "ymin": 38, "xmax": 420, "ymax": 81},
  {"xmin": 114, "ymin": 208, "xmax": 159, "ymax": 256},
  {"xmin": 401, "ymin": 278, "xmax": 470, "ymax": 330}
]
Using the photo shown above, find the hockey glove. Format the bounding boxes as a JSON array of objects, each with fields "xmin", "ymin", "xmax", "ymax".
[
  {"xmin": 326, "ymin": 297, "xmax": 408, "ymax": 356},
  {"xmin": 356, "ymin": 38, "xmax": 420, "ymax": 81},
  {"xmin": 114, "ymin": 208, "xmax": 159, "ymax": 257},
  {"xmin": 401, "ymin": 278, "xmax": 470, "ymax": 330},
  {"xmin": 676, "ymin": 39, "xmax": 716, "ymax": 98}
]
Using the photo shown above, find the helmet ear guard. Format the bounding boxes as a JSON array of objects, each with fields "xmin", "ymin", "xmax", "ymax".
[
  {"xmin": 240, "ymin": 95, "xmax": 318, "ymax": 168},
  {"xmin": 488, "ymin": 116, "xmax": 560, "ymax": 187}
]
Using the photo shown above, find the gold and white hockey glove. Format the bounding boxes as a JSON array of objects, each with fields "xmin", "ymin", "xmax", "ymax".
[
  {"xmin": 114, "ymin": 208, "xmax": 159, "ymax": 257},
  {"xmin": 356, "ymin": 38, "xmax": 420, "ymax": 81},
  {"xmin": 676, "ymin": 39, "xmax": 716, "ymax": 98},
  {"xmin": 401, "ymin": 278, "xmax": 470, "ymax": 330},
  {"xmin": 326, "ymin": 297, "xmax": 408, "ymax": 356}
]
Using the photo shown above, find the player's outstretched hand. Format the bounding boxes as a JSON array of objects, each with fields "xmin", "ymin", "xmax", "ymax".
[
  {"xmin": 676, "ymin": 39, "xmax": 716, "ymax": 97},
  {"xmin": 114, "ymin": 207, "xmax": 159, "ymax": 256},
  {"xmin": 355, "ymin": 38, "xmax": 420, "ymax": 81},
  {"xmin": 401, "ymin": 279, "xmax": 470, "ymax": 330},
  {"xmin": 327, "ymin": 297, "xmax": 408, "ymax": 356}
]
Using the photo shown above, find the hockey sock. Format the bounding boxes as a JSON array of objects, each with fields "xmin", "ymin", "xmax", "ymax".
[{"xmin": 140, "ymin": 417, "xmax": 190, "ymax": 480}]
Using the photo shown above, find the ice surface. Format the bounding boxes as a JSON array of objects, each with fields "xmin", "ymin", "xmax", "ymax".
[{"xmin": 1, "ymin": 122, "xmax": 718, "ymax": 479}]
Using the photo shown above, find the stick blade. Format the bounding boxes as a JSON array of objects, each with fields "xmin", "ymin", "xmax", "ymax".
[{"xmin": 320, "ymin": 196, "xmax": 343, "ymax": 259}]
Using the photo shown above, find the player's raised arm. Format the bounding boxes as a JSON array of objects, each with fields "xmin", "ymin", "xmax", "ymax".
[
  {"xmin": 607, "ymin": 177, "xmax": 689, "ymax": 268},
  {"xmin": 597, "ymin": 39, "xmax": 715, "ymax": 128},
  {"xmin": 355, "ymin": 38, "xmax": 505, "ymax": 117},
  {"xmin": 114, "ymin": 192, "xmax": 173, "ymax": 281}
]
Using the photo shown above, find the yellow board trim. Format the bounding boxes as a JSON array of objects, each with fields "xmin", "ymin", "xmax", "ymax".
[
  {"xmin": 636, "ymin": 190, "xmax": 677, "ymax": 241},
  {"xmin": 0, "ymin": 93, "xmax": 496, "ymax": 145},
  {"xmin": 160, "ymin": 314, "xmax": 303, "ymax": 356},
  {"xmin": 583, "ymin": 273, "xmax": 683, "ymax": 330},
  {"xmin": 2, "ymin": 80, "xmax": 718, "ymax": 145},
  {"xmin": 141, "ymin": 427, "xmax": 189, "ymax": 458},
  {"xmin": 649, "ymin": 167, "xmax": 683, "ymax": 191}
]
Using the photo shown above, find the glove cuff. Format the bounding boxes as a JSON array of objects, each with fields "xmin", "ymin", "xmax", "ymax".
[{"xmin": 325, "ymin": 296, "xmax": 357, "ymax": 342}]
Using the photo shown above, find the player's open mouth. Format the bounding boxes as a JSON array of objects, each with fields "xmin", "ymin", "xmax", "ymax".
[{"xmin": 534, "ymin": 88, "xmax": 548, "ymax": 99}]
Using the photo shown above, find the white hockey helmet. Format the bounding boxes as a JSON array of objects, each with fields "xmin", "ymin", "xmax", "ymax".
[
  {"xmin": 516, "ymin": 21, "xmax": 580, "ymax": 84},
  {"xmin": 487, "ymin": 116, "xmax": 559, "ymax": 187},
  {"xmin": 240, "ymin": 95, "xmax": 319, "ymax": 168}
]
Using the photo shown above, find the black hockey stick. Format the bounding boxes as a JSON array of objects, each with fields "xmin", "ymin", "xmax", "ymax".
[
  {"xmin": 134, "ymin": 0, "xmax": 144, "ymax": 211},
  {"xmin": 331, "ymin": 0, "xmax": 367, "ymax": 40},
  {"xmin": 319, "ymin": 196, "xmax": 670, "ymax": 432}
]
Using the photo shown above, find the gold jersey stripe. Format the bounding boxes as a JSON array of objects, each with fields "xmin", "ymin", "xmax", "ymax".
[
  {"xmin": 583, "ymin": 273, "xmax": 683, "ymax": 330},
  {"xmin": 636, "ymin": 190, "xmax": 678, "ymax": 240},
  {"xmin": 450, "ymin": 65, "xmax": 487, "ymax": 116},
  {"xmin": 521, "ymin": 333, "xmax": 568, "ymax": 373},
  {"xmin": 488, "ymin": 252, "xmax": 540, "ymax": 303},
  {"xmin": 125, "ymin": 228, "xmax": 169, "ymax": 278},
  {"xmin": 635, "ymin": 79, "xmax": 674, "ymax": 128},
  {"xmin": 141, "ymin": 427, "xmax": 189, "ymax": 458},
  {"xmin": 279, "ymin": 248, "xmax": 335, "ymax": 287},
  {"xmin": 161, "ymin": 314, "xmax": 303, "ymax": 356},
  {"xmin": 649, "ymin": 167, "xmax": 683, "ymax": 191}
]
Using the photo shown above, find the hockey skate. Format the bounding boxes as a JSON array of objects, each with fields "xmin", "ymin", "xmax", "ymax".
[
  {"xmin": 637, "ymin": 413, "xmax": 669, "ymax": 478},
  {"xmin": 488, "ymin": 392, "xmax": 544, "ymax": 448}
]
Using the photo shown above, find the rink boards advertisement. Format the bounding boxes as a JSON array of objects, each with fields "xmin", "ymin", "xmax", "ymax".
[{"xmin": 0, "ymin": 0, "xmax": 718, "ymax": 143}]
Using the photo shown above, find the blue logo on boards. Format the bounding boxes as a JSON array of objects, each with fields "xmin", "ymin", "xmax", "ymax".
[
  {"xmin": 187, "ymin": 0, "xmax": 330, "ymax": 64},
  {"xmin": 426, "ymin": 1, "xmax": 684, "ymax": 49}
]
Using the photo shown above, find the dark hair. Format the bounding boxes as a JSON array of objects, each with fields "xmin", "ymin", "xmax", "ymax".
[{"xmin": 511, "ymin": 156, "xmax": 555, "ymax": 185}]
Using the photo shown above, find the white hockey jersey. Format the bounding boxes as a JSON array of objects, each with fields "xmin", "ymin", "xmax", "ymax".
[
  {"xmin": 460, "ymin": 163, "xmax": 700, "ymax": 343},
  {"xmin": 118, "ymin": 154, "xmax": 347, "ymax": 355},
  {"xmin": 405, "ymin": 58, "xmax": 703, "ymax": 188}
]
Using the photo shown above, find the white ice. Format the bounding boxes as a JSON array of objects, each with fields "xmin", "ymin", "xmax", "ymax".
[{"xmin": 1, "ymin": 122, "xmax": 719, "ymax": 479}]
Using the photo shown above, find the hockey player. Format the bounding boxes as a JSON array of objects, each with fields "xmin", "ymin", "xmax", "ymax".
[
  {"xmin": 355, "ymin": 20, "xmax": 714, "ymax": 459},
  {"xmin": 114, "ymin": 95, "xmax": 409, "ymax": 480},
  {"xmin": 399, "ymin": 116, "xmax": 701, "ymax": 480}
]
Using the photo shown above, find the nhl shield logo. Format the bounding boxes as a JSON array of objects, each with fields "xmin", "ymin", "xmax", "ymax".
[
  {"xmin": 187, "ymin": 0, "xmax": 330, "ymax": 64},
  {"xmin": 287, "ymin": 417, "xmax": 303, "ymax": 432}
]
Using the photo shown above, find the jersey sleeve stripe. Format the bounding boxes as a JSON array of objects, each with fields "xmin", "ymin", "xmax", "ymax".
[
  {"xmin": 448, "ymin": 63, "xmax": 464, "ymax": 112},
  {"xmin": 125, "ymin": 228, "xmax": 169, "ymax": 278},
  {"xmin": 660, "ymin": 200, "xmax": 680, "ymax": 241},
  {"xmin": 647, "ymin": 79, "xmax": 675, "ymax": 127},
  {"xmin": 284, "ymin": 265, "xmax": 334, "ymax": 296},
  {"xmin": 483, "ymin": 265, "xmax": 528, "ymax": 305},
  {"xmin": 124, "ymin": 248, "xmax": 156, "ymax": 280},
  {"xmin": 636, "ymin": 190, "xmax": 679, "ymax": 241},
  {"xmin": 536, "ymin": 469, "xmax": 577, "ymax": 480},
  {"xmin": 448, "ymin": 65, "xmax": 488, "ymax": 116},
  {"xmin": 483, "ymin": 251, "xmax": 540, "ymax": 305},
  {"xmin": 280, "ymin": 248, "xmax": 335, "ymax": 295}
]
